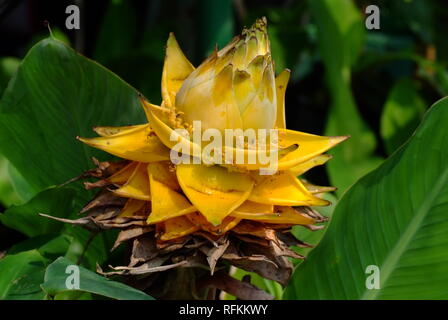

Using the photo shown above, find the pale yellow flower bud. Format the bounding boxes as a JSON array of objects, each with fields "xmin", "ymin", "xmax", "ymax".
[{"xmin": 175, "ymin": 17, "xmax": 277, "ymax": 132}]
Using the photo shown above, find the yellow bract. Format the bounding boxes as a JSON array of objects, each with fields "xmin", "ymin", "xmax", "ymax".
[
  {"xmin": 187, "ymin": 212, "xmax": 240, "ymax": 235},
  {"xmin": 248, "ymin": 171, "xmax": 329, "ymax": 206},
  {"xmin": 176, "ymin": 164, "xmax": 254, "ymax": 226},
  {"xmin": 93, "ymin": 124, "xmax": 146, "ymax": 137},
  {"xmin": 113, "ymin": 163, "xmax": 151, "ymax": 201},
  {"xmin": 146, "ymin": 174, "xmax": 195, "ymax": 224},
  {"xmin": 162, "ymin": 33, "xmax": 195, "ymax": 108},
  {"xmin": 159, "ymin": 216, "xmax": 199, "ymax": 241},
  {"xmin": 78, "ymin": 124, "xmax": 170, "ymax": 163},
  {"xmin": 276, "ymin": 130, "xmax": 348, "ymax": 170},
  {"xmin": 288, "ymin": 154, "xmax": 332, "ymax": 176},
  {"xmin": 108, "ymin": 162, "xmax": 138, "ymax": 184},
  {"xmin": 252, "ymin": 206, "xmax": 315, "ymax": 225},
  {"xmin": 119, "ymin": 199, "xmax": 145, "ymax": 218},
  {"xmin": 274, "ymin": 69, "xmax": 290, "ymax": 129}
]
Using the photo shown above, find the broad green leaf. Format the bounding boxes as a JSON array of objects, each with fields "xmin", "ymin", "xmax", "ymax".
[
  {"xmin": 309, "ymin": 0, "xmax": 382, "ymax": 193},
  {"xmin": 0, "ymin": 37, "xmax": 145, "ymax": 193},
  {"xmin": 0, "ymin": 57, "xmax": 20, "ymax": 95},
  {"xmin": 7, "ymin": 234, "xmax": 70, "ymax": 261},
  {"xmin": 285, "ymin": 97, "xmax": 448, "ymax": 299},
  {"xmin": 7, "ymin": 162, "xmax": 37, "ymax": 203},
  {"xmin": 0, "ymin": 156, "xmax": 21, "ymax": 207},
  {"xmin": 0, "ymin": 187, "xmax": 76, "ymax": 237},
  {"xmin": 380, "ymin": 79, "xmax": 425, "ymax": 154},
  {"xmin": 42, "ymin": 257, "xmax": 154, "ymax": 300},
  {"xmin": 0, "ymin": 250, "xmax": 48, "ymax": 300}
]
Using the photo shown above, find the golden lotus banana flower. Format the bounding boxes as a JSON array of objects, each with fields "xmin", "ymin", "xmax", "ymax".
[{"xmin": 67, "ymin": 17, "xmax": 348, "ymax": 296}]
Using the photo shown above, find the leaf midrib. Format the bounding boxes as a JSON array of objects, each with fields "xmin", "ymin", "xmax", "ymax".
[{"xmin": 361, "ymin": 164, "xmax": 448, "ymax": 300}]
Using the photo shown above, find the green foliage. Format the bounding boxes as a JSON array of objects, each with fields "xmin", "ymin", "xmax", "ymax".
[
  {"xmin": 380, "ymin": 79, "xmax": 425, "ymax": 154},
  {"xmin": 0, "ymin": 37, "xmax": 145, "ymax": 192},
  {"xmin": 285, "ymin": 97, "xmax": 448, "ymax": 299},
  {"xmin": 309, "ymin": 0, "xmax": 383, "ymax": 194},
  {"xmin": 0, "ymin": 188, "xmax": 76, "ymax": 237},
  {"xmin": 0, "ymin": 250, "xmax": 49, "ymax": 300},
  {"xmin": 200, "ymin": 0, "xmax": 234, "ymax": 55},
  {"xmin": 42, "ymin": 257, "xmax": 153, "ymax": 300}
]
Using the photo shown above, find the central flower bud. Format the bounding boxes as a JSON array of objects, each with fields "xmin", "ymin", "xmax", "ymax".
[{"xmin": 175, "ymin": 17, "xmax": 277, "ymax": 132}]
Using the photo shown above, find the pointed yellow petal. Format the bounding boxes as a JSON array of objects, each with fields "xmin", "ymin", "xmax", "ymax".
[
  {"xmin": 176, "ymin": 164, "xmax": 254, "ymax": 226},
  {"xmin": 248, "ymin": 172, "xmax": 329, "ymax": 206},
  {"xmin": 277, "ymin": 130, "xmax": 349, "ymax": 170},
  {"xmin": 289, "ymin": 154, "xmax": 332, "ymax": 176},
  {"xmin": 162, "ymin": 33, "xmax": 195, "ymax": 108},
  {"xmin": 234, "ymin": 201, "xmax": 274, "ymax": 214},
  {"xmin": 78, "ymin": 124, "xmax": 170, "ymax": 163},
  {"xmin": 108, "ymin": 161, "xmax": 138, "ymax": 184},
  {"xmin": 113, "ymin": 163, "xmax": 151, "ymax": 201},
  {"xmin": 119, "ymin": 198, "xmax": 146, "ymax": 218},
  {"xmin": 230, "ymin": 201, "xmax": 276, "ymax": 220},
  {"xmin": 212, "ymin": 64, "xmax": 243, "ymax": 129},
  {"xmin": 159, "ymin": 216, "xmax": 199, "ymax": 241},
  {"xmin": 275, "ymin": 69, "xmax": 290, "ymax": 129},
  {"xmin": 146, "ymin": 174, "xmax": 196, "ymax": 225},
  {"xmin": 241, "ymin": 61, "xmax": 276, "ymax": 130},
  {"xmin": 186, "ymin": 212, "xmax": 240, "ymax": 235},
  {"xmin": 147, "ymin": 161, "xmax": 180, "ymax": 191},
  {"xmin": 252, "ymin": 206, "xmax": 316, "ymax": 225},
  {"xmin": 233, "ymin": 69, "xmax": 255, "ymax": 114},
  {"xmin": 93, "ymin": 124, "xmax": 146, "ymax": 137},
  {"xmin": 302, "ymin": 180, "xmax": 337, "ymax": 194}
]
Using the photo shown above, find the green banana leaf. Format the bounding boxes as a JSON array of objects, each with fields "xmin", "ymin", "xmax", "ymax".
[{"xmin": 285, "ymin": 97, "xmax": 448, "ymax": 299}]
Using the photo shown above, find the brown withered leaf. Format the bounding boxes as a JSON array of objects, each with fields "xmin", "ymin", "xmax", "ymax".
[
  {"xmin": 80, "ymin": 190, "xmax": 126, "ymax": 214},
  {"xmin": 232, "ymin": 234, "xmax": 270, "ymax": 247},
  {"xmin": 101, "ymin": 217, "xmax": 147, "ymax": 229},
  {"xmin": 269, "ymin": 239, "xmax": 305, "ymax": 260},
  {"xmin": 86, "ymin": 158, "xmax": 129, "ymax": 179},
  {"xmin": 231, "ymin": 221, "xmax": 281, "ymax": 246},
  {"xmin": 84, "ymin": 180, "xmax": 109, "ymax": 190},
  {"xmin": 112, "ymin": 227, "xmax": 153, "ymax": 251},
  {"xmin": 129, "ymin": 236, "xmax": 159, "ymax": 267},
  {"xmin": 92, "ymin": 208, "xmax": 122, "ymax": 221},
  {"xmin": 194, "ymin": 231, "xmax": 224, "ymax": 247},
  {"xmin": 198, "ymin": 271, "xmax": 274, "ymax": 300},
  {"xmin": 199, "ymin": 237, "xmax": 229, "ymax": 275},
  {"xmin": 156, "ymin": 236, "xmax": 192, "ymax": 253},
  {"xmin": 222, "ymin": 244, "xmax": 276, "ymax": 266},
  {"xmin": 112, "ymin": 257, "xmax": 174, "ymax": 275},
  {"xmin": 224, "ymin": 241, "xmax": 293, "ymax": 286},
  {"xmin": 39, "ymin": 213, "xmax": 102, "ymax": 232},
  {"xmin": 276, "ymin": 231, "xmax": 313, "ymax": 248},
  {"xmin": 59, "ymin": 159, "xmax": 128, "ymax": 188},
  {"xmin": 294, "ymin": 206, "xmax": 327, "ymax": 222}
]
